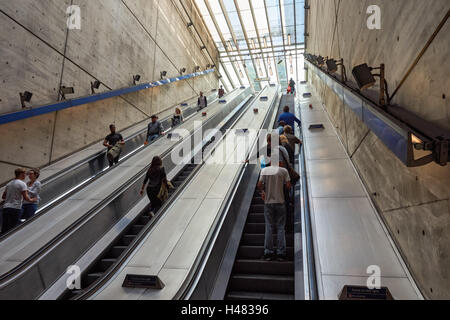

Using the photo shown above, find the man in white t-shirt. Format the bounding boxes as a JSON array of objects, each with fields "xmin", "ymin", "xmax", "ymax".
[
  {"xmin": 1, "ymin": 168, "xmax": 37, "ymax": 234},
  {"xmin": 257, "ymin": 157, "xmax": 291, "ymax": 262}
]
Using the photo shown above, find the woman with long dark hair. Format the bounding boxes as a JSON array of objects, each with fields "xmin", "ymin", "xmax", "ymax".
[{"xmin": 140, "ymin": 156, "xmax": 167, "ymax": 214}]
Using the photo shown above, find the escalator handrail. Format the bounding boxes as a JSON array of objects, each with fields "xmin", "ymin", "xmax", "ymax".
[{"xmin": 298, "ymin": 101, "xmax": 319, "ymax": 300}]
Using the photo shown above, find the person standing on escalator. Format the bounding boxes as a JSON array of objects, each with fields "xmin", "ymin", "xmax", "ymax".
[
  {"xmin": 104, "ymin": 124, "xmax": 125, "ymax": 167},
  {"xmin": 218, "ymin": 85, "xmax": 225, "ymax": 99},
  {"xmin": 140, "ymin": 156, "xmax": 167, "ymax": 215},
  {"xmin": 1, "ymin": 168, "xmax": 37, "ymax": 234},
  {"xmin": 197, "ymin": 91, "xmax": 207, "ymax": 111},
  {"xmin": 257, "ymin": 153, "xmax": 291, "ymax": 262}
]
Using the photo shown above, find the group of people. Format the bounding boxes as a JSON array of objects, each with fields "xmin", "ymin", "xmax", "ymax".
[
  {"xmin": 1, "ymin": 168, "xmax": 42, "ymax": 234},
  {"xmin": 105, "ymin": 91, "xmax": 215, "ymax": 167},
  {"xmin": 258, "ymin": 105, "xmax": 302, "ymax": 261}
]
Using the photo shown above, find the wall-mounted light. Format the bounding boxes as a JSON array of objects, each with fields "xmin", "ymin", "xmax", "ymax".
[
  {"xmin": 20, "ymin": 91, "xmax": 33, "ymax": 108},
  {"xmin": 60, "ymin": 86, "xmax": 74, "ymax": 100},
  {"xmin": 352, "ymin": 63, "xmax": 390, "ymax": 107},
  {"xmin": 160, "ymin": 71, "xmax": 167, "ymax": 80},
  {"xmin": 326, "ymin": 58, "xmax": 348, "ymax": 83},
  {"xmin": 91, "ymin": 80, "xmax": 101, "ymax": 94},
  {"xmin": 133, "ymin": 75, "xmax": 141, "ymax": 85},
  {"xmin": 180, "ymin": 68, "xmax": 187, "ymax": 75}
]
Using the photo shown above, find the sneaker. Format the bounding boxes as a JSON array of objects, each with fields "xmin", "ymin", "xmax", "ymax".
[
  {"xmin": 276, "ymin": 254, "xmax": 287, "ymax": 262},
  {"xmin": 261, "ymin": 254, "xmax": 274, "ymax": 261}
]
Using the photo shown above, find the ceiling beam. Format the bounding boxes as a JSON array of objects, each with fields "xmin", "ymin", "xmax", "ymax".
[
  {"xmin": 278, "ymin": 0, "xmax": 289, "ymax": 87},
  {"xmin": 248, "ymin": 0, "xmax": 269, "ymax": 81},
  {"xmin": 218, "ymin": 0, "xmax": 255, "ymax": 91},
  {"xmin": 203, "ymin": 0, "xmax": 242, "ymax": 88},
  {"xmin": 233, "ymin": 0, "xmax": 265, "ymax": 84},
  {"xmin": 263, "ymin": 0, "xmax": 280, "ymax": 84}
]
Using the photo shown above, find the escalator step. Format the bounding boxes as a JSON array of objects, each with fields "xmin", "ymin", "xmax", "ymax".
[
  {"xmin": 234, "ymin": 259, "xmax": 294, "ymax": 276},
  {"xmin": 110, "ymin": 246, "xmax": 128, "ymax": 258},
  {"xmin": 139, "ymin": 216, "xmax": 151, "ymax": 225},
  {"xmin": 228, "ymin": 274, "xmax": 294, "ymax": 295},
  {"xmin": 98, "ymin": 258, "xmax": 117, "ymax": 272},
  {"xmin": 237, "ymin": 246, "xmax": 294, "ymax": 260},
  {"xmin": 241, "ymin": 234, "xmax": 294, "ymax": 246},
  {"xmin": 120, "ymin": 235, "xmax": 136, "ymax": 246},
  {"xmin": 251, "ymin": 197, "xmax": 264, "ymax": 205},
  {"xmin": 249, "ymin": 204, "xmax": 265, "ymax": 213},
  {"xmin": 129, "ymin": 225, "xmax": 145, "ymax": 235},
  {"xmin": 247, "ymin": 214, "xmax": 265, "ymax": 224},
  {"xmin": 85, "ymin": 273, "xmax": 103, "ymax": 287},
  {"xmin": 244, "ymin": 223, "xmax": 266, "ymax": 234},
  {"xmin": 226, "ymin": 291, "xmax": 294, "ymax": 301},
  {"xmin": 173, "ymin": 181, "xmax": 183, "ymax": 188}
]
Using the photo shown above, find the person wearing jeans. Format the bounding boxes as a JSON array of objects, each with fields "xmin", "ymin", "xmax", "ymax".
[{"xmin": 257, "ymin": 152, "xmax": 291, "ymax": 261}]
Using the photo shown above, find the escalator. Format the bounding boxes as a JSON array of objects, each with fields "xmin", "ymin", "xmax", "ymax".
[
  {"xmin": 61, "ymin": 163, "xmax": 199, "ymax": 299},
  {"xmin": 225, "ymin": 94, "xmax": 296, "ymax": 300},
  {"xmin": 0, "ymin": 90, "xmax": 222, "ymax": 240},
  {"xmin": 225, "ymin": 187, "xmax": 295, "ymax": 300},
  {"xmin": 59, "ymin": 92, "xmax": 257, "ymax": 300},
  {"xmin": 0, "ymin": 89, "xmax": 253, "ymax": 300}
]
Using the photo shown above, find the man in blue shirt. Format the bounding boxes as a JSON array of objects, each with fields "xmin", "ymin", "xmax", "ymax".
[{"xmin": 278, "ymin": 106, "xmax": 301, "ymax": 129}]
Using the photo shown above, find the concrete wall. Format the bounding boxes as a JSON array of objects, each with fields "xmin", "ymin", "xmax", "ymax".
[
  {"xmin": 306, "ymin": 0, "xmax": 450, "ymax": 299},
  {"xmin": 0, "ymin": 0, "xmax": 219, "ymax": 184}
]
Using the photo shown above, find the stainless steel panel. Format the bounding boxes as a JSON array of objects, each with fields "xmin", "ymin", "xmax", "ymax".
[
  {"xmin": 306, "ymin": 137, "xmax": 348, "ymax": 160},
  {"xmin": 313, "ymin": 197, "xmax": 407, "ymax": 277}
]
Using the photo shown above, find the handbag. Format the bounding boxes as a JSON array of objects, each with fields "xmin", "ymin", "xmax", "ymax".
[
  {"xmin": 107, "ymin": 143, "xmax": 122, "ymax": 162},
  {"xmin": 157, "ymin": 180, "xmax": 174, "ymax": 202}
]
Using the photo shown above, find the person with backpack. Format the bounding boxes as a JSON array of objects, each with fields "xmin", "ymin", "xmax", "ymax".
[
  {"xmin": 103, "ymin": 124, "xmax": 125, "ymax": 167},
  {"xmin": 1, "ymin": 168, "xmax": 37, "ymax": 233},
  {"xmin": 289, "ymin": 78, "xmax": 296, "ymax": 95}
]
